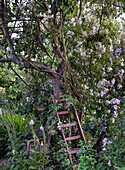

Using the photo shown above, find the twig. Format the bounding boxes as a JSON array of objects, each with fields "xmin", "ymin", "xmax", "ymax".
[
  {"xmin": 78, "ymin": 0, "xmax": 82, "ymax": 19},
  {"xmin": 37, "ymin": 21, "xmax": 53, "ymax": 59},
  {"xmin": 98, "ymin": 4, "xmax": 103, "ymax": 39},
  {"xmin": 9, "ymin": 64, "xmax": 31, "ymax": 88},
  {"xmin": 60, "ymin": 9, "xmax": 66, "ymax": 53},
  {"xmin": 0, "ymin": 0, "xmax": 14, "ymax": 53}
]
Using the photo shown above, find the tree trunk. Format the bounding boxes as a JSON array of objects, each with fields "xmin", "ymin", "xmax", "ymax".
[
  {"xmin": 52, "ymin": 60, "xmax": 66, "ymax": 99},
  {"xmin": 52, "ymin": 74, "xmax": 64, "ymax": 99}
]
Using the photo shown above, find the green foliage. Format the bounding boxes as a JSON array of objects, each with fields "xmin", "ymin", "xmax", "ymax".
[
  {"xmin": 0, "ymin": 107, "xmax": 31, "ymax": 159},
  {"xmin": 0, "ymin": 108, "xmax": 30, "ymax": 133},
  {"xmin": 6, "ymin": 126, "xmax": 49, "ymax": 170},
  {"xmin": 0, "ymin": 125, "xmax": 8, "ymax": 159},
  {"xmin": 77, "ymin": 141, "xmax": 96, "ymax": 170}
]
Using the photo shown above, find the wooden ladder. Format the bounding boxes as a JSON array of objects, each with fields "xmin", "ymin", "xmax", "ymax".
[{"xmin": 53, "ymin": 98, "xmax": 88, "ymax": 167}]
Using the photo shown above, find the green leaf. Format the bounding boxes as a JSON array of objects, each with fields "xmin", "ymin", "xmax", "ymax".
[{"xmin": 29, "ymin": 166, "xmax": 36, "ymax": 169}]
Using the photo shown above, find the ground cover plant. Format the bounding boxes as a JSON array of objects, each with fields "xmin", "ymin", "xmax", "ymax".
[{"xmin": 0, "ymin": 0, "xmax": 125, "ymax": 169}]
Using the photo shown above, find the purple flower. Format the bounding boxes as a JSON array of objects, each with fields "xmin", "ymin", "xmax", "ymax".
[
  {"xmin": 0, "ymin": 122, "xmax": 2, "ymax": 126},
  {"xmin": 124, "ymin": 109, "xmax": 125, "ymax": 112},
  {"xmin": 29, "ymin": 120, "xmax": 34, "ymax": 126},
  {"xmin": 40, "ymin": 126, "xmax": 44, "ymax": 131},
  {"xmin": 104, "ymin": 88, "xmax": 109, "ymax": 94},
  {"xmin": 115, "ymin": 48, "xmax": 122, "ymax": 54},
  {"xmin": 110, "ymin": 99, "xmax": 114, "ymax": 104},
  {"xmin": 114, "ymin": 105, "xmax": 118, "ymax": 110},
  {"xmin": 4, "ymin": 100, "xmax": 8, "ymax": 103},
  {"xmin": 0, "ymin": 109, "xmax": 2, "ymax": 116}
]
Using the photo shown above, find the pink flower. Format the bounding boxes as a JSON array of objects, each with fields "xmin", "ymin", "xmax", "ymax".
[
  {"xmin": 40, "ymin": 126, "xmax": 44, "ymax": 131},
  {"xmin": 114, "ymin": 105, "xmax": 118, "ymax": 110},
  {"xmin": 124, "ymin": 109, "xmax": 125, "ymax": 111},
  {"xmin": 29, "ymin": 120, "xmax": 34, "ymax": 125},
  {"xmin": 0, "ymin": 109, "xmax": 2, "ymax": 116}
]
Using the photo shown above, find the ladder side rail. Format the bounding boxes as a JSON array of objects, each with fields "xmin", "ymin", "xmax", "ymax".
[
  {"xmin": 72, "ymin": 104, "xmax": 88, "ymax": 150},
  {"xmin": 56, "ymin": 111, "xmax": 73, "ymax": 165}
]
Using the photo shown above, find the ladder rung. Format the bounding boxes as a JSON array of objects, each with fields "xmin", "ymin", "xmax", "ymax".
[
  {"xmin": 57, "ymin": 98, "xmax": 66, "ymax": 102},
  {"xmin": 57, "ymin": 111, "xmax": 73, "ymax": 115},
  {"xmin": 53, "ymin": 98, "xmax": 66, "ymax": 102},
  {"xmin": 62, "ymin": 122, "xmax": 77, "ymax": 127},
  {"xmin": 70, "ymin": 148, "xmax": 80, "ymax": 154},
  {"xmin": 65, "ymin": 135, "xmax": 81, "ymax": 141}
]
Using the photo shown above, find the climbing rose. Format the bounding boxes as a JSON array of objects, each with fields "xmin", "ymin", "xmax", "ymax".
[
  {"xmin": 40, "ymin": 126, "xmax": 44, "ymax": 131},
  {"xmin": 114, "ymin": 105, "xmax": 118, "ymax": 110},
  {"xmin": 0, "ymin": 109, "xmax": 2, "ymax": 116},
  {"xmin": 29, "ymin": 120, "xmax": 34, "ymax": 125}
]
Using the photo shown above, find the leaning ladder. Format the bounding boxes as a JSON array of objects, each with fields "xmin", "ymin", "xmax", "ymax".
[{"xmin": 53, "ymin": 98, "xmax": 88, "ymax": 166}]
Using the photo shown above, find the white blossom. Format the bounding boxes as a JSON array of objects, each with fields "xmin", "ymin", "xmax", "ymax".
[
  {"xmin": 107, "ymin": 66, "xmax": 112, "ymax": 72},
  {"xmin": 118, "ymin": 69, "xmax": 124, "ymax": 77},
  {"xmin": 121, "ymin": 62, "xmax": 124, "ymax": 66},
  {"xmin": 108, "ymin": 160, "xmax": 111, "ymax": 166},
  {"xmin": 12, "ymin": 150, "xmax": 15, "ymax": 154},
  {"xmin": 114, "ymin": 111, "xmax": 118, "ymax": 118},
  {"xmin": 103, "ymin": 138, "xmax": 107, "ymax": 146},
  {"xmin": 70, "ymin": 18, "xmax": 75, "ymax": 24},
  {"xmin": 92, "ymin": 111, "xmax": 96, "ymax": 114},
  {"xmin": 117, "ymin": 84, "xmax": 122, "ymax": 89},
  {"xmin": 111, "ymin": 79, "xmax": 115, "ymax": 86},
  {"xmin": 97, "ymin": 53, "xmax": 102, "ymax": 58},
  {"xmin": 102, "ymin": 148, "xmax": 106, "ymax": 151},
  {"xmin": 82, "ymin": 31, "xmax": 87, "ymax": 36},
  {"xmin": 114, "ymin": 99, "xmax": 120, "ymax": 104},
  {"xmin": 85, "ymin": 85, "xmax": 89, "ymax": 89},
  {"xmin": 107, "ymin": 110, "xmax": 110, "ymax": 113},
  {"xmin": 106, "ymin": 100, "xmax": 110, "ymax": 105},
  {"xmin": 68, "ymin": 52, "xmax": 72, "ymax": 57}
]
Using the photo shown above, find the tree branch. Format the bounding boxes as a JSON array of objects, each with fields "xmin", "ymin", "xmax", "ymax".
[
  {"xmin": 60, "ymin": 9, "xmax": 66, "ymax": 53},
  {"xmin": 37, "ymin": 20, "xmax": 53, "ymax": 59},
  {"xmin": 78, "ymin": 0, "xmax": 82, "ymax": 19},
  {"xmin": 9, "ymin": 64, "xmax": 31, "ymax": 88},
  {"xmin": 0, "ymin": 0, "xmax": 14, "ymax": 53},
  {"xmin": 98, "ymin": 4, "xmax": 103, "ymax": 39},
  {"xmin": 0, "ymin": 58, "xmax": 12, "ymax": 62}
]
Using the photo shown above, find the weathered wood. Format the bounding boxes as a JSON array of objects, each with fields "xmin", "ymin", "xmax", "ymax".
[
  {"xmin": 72, "ymin": 105, "xmax": 88, "ymax": 150},
  {"xmin": 53, "ymin": 97, "xmax": 88, "ymax": 167},
  {"xmin": 57, "ymin": 110, "xmax": 73, "ymax": 115},
  {"xmin": 62, "ymin": 122, "xmax": 77, "ymax": 127},
  {"xmin": 70, "ymin": 148, "xmax": 80, "ymax": 154},
  {"xmin": 65, "ymin": 135, "xmax": 81, "ymax": 141},
  {"xmin": 53, "ymin": 98, "xmax": 66, "ymax": 102}
]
